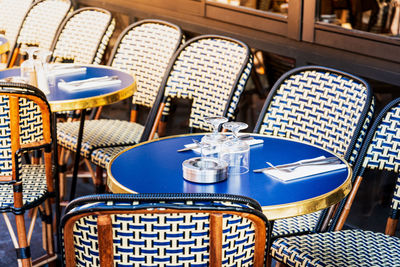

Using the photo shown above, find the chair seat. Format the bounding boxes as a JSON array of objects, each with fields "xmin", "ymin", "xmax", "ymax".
[
  {"xmin": 271, "ymin": 229, "xmax": 400, "ymax": 266},
  {"xmin": 57, "ymin": 119, "xmax": 144, "ymax": 158},
  {"xmin": 0, "ymin": 164, "xmax": 47, "ymax": 212},
  {"xmin": 272, "ymin": 211, "xmax": 322, "ymax": 238},
  {"xmin": 91, "ymin": 145, "xmax": 130, "ymax": 169}
]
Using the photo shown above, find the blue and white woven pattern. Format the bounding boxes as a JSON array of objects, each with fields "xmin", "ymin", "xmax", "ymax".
[
  {"xmin": 52, "ymin": 9, "xmax": 115, "ymax": 64},
  {"xmin": 361, "ymin": 104, "xmax": 400, "ymax": 210},
  {"xmin": 271, "ymin": 230, "xmax": 400, "ymax": 266},
  {"xmin": 17, "ymin": 0, "xmax": 71, "ymax": 50},
  {"xmin": 0, "ymin": 165, "xmax": 47, "ymax": 211},
  {"xmin": 259, "ymin": 69, "xmax": 368, "ymax": 158},
  {"xmin": 111, "ymin": 21, "xmax": 182, "ymax": 108},
  {"xmin": 57, "ymin": 119, "xmax": 144, "ymax": 158},
  {"xmin": 348, "ymin": 99, "xmax": 374, "ymax": 165},
  {"xmin": 162, "ymin": 37, "xmax": 252, "ymax": 131},
  {"xmin": 0, "ymin": 0, "xmax": 32, "ymax": 45},
  {"xmin": 72, "ymin": 212, "xmax": 256, "ymax": 266},
  {"xmin": 272, "ymin": 211, "xmax": 322, "ymax": 237},
  {"xmin": 63, "ymin": 195, "xmax": 265, "ymax": 267},
  {"xmin": 0, "ymin": 95, "xmax": 43, "ymax": 177},
  {"xmin": 90, "ymin": 145, "xmax": 128, "ymax": 168}
]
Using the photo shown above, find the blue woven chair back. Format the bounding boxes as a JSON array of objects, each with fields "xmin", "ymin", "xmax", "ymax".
[
  {"xmin": 351, "ymin": 98, "xmax": 400, "ymax": 212},
  {"xmin": 0, "ymin": 83, "xmax": 51, "ymax": 180},
  {"xmin": 109, "ymin": 19, "xmax": 183, "ymax": 109},
  {"xmin": 50, "ymin": 7, "xmax": 115, "ymax": 64},
  {"xmin": 254, "ymin": 66, "xmax": 373, "ymax": 165},
  {"xmin": 158, "ymin": 35, "xmax": 252, "ymax": 132},
  {"xmin": 14, "ymin": 0, "xmax": 72, "ymax": 52},
  {"xmin": 62, "ymin": 193, "xmax": 268, "ymax": 266},
  {"xmin": 0, "ymin": 0, "xmax": 32, "ymax": 46}
]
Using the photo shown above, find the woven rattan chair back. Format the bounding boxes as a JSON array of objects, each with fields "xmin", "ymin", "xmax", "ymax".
[
  {"xmin": 0, "ymin": 83, "xmax": 52, "ymax": 183},
  {"xmin": 7, "ymin": 0, "xmax": 72, "ymax": 67},
  {"xmin": 331, "ymin": 97, "xmax": 400, "ymax": 233},
  {"xmin": 0, "ymin": 0, "xmax": 33, "ymax": 47},
  {"xmin": 146, "ymin": 35, "xmax": 252, "ymax": 139},
  {"xmin": 109, "ymin": 19, "xmax": 183, "ymax": 110},
  {"xmin": 254, "ymin": 66, "xmax": 373, "ymax": 165},
  {"xmin": 62, "ymin": 193, "xmax": 269, "ymax": 266},
  {"xmin": 50, "ymin": 7, "xmax": 114, "ymax": 64},
  {"xmin": 0, "ymin": 82, "xmax": 54, "ymax": 266}
]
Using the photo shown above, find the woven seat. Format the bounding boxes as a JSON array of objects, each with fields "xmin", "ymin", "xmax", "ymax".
[
  {"xmin": 88, "ymin": 35, "xmax": 253, "ymax": 171},
  {"xmin": 50, "ymin": 7, "xmax": 115, "ymax": 64},
  {"xmin": 57, "ymin": 119, "xmax": 144, "ymax": 158},
  {"xmin": 55, "ymin": 20, "xmax": 183, "ymax": 194},
  {"xmin": 271, "ymin": 97, "xmax": 400, "ymax": 266},
  {"xmin": 271, "ymin": 230, "xmax": 400, "ymax": 266},
  {"xmin": 0, "ymin": 83, "xmax": 55, "ymax": 266},
  {"xmin": 254, "ymin": 66, "xmax": 374, "ymax": 239},
  {"xmin": 7, "ymin": 0, "xmax": 72, "ymax": 67},
  {"xmin": 61, "ymin": 193, "xmax": 269, "ymax": 266},
  {"xmin": 0, "ymin": 165, "xmax": 47, "ymax": 211}
]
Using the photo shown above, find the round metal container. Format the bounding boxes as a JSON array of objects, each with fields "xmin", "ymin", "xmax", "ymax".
[{"xmin": 182, "ymin": 157, "xmax": 228, "ymax": 184}]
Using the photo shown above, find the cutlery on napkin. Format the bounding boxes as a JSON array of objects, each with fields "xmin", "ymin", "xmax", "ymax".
[
  {"xmin": 58, "ymin": 76, "xmax": 121, "ymax": 92},
  {"xmin": 256, "ymin": 156, "xmax": 346, "ymax": 182}
]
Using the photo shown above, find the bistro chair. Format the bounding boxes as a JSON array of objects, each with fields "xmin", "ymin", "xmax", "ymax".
[
  {"xmin": 58, "ymin": 34, "xmax": 252, "ymax": 194},
  {"xmin": 7, "ymin": 0, "xmax": 73, "ymax": 67},
  {"xmin": 49, "ymin": 7, "xmax": 115, "ymax": 64},
  {"xmin": 56, "ymin": 19, "xmax": 183, "ymax": 194},
  {"xmin": 271, "ymin": 97, "xmax": 400, "ymax": 266},
  {"xmin": 253, "ymin": 66, "xmax": 374, "ymax": 239},
  {"xmin": 61, "ymin": 193, "xmax": 269, "ymax": 266},
  {"xmin": 0, "ymin": 82, "xmax": 55, "ymax": 266}
]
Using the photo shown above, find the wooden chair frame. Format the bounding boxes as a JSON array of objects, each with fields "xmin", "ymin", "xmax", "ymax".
[
  {"xmin": 0, "ymin": 82, "xmax": 55, "ymax": 267},
  {"xmin": 62, "ymin": 193, "xmax": 269, "ymax": 267}
]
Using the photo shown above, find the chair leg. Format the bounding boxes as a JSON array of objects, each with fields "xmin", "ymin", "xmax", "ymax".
[
  {"xmin": 58, "ymin": 148, "xmax": 68, "ymax": 200},
  {"xmin": 158, "ymin": 119, "xmax": 167, "ymax": 137},
  {"xmin": 95, "ymin": 166, "xmax": 105, "ymax": 193},
  {"xmin": 275, "ymin": 261, "xmax": 289, "ymax": 267},
  {"xmin": 15, "ymin": 213, "xmax": 32, "ymax": 267}
]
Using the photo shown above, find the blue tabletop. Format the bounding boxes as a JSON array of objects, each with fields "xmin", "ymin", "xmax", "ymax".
[
  {"xmin": 0, "ymin": 65, "xmax": 135, "ymax": 112},
  {"xmin": 108, "ymin": 134, "xmax": 352, "ymax": 220}
]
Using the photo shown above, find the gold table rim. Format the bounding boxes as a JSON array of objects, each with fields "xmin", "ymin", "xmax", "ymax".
[
  {"xmin": 106, "ymin": 133, "xmax": 352, "ymax": 221},
  {"xmin": 48, "ymin": 64, "xmax": 136, "ymax": 112}
]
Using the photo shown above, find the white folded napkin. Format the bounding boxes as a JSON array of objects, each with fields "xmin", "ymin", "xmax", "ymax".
[
  {"xmin": 185, "ymin": 138, "xmax": 264, "ymax": 155},
  {"xmin": 58, "ymin": 76, "xmax": 121, "ymax": 92},
  {"xmin": 48, "ymin": 66, "xmax": 87, "ymax": 77},
  {"xmin": 263, "ymin": 156, "xmax": 346, "ymax": 182}
]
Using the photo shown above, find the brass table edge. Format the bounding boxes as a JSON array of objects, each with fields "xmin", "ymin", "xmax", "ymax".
[
  {"xmin": 50, "ymin": 79, "xmax": 136, "ymax": 112},
  {"xmin": 106, "ymin": 133, "xmax": 353, "ymax": 220}
]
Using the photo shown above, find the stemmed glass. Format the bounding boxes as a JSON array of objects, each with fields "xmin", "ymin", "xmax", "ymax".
[
  {"xmin": 20, "ymin": 47, "xmax": 40, "ymax": 86},
  {"xmin": 220, "ymin": 121, "xmax": 250, "ymax": 174},
  {"xmin": 201, "ymin": 116, "xmax": 228, "ymax": 158}
]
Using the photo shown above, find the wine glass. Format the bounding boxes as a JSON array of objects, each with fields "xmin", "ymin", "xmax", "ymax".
[
  {"xmin": 20, "ymin": 47, "xmax": 40, "ymax": 85},
  {"xmin": 220, "ymin": 121, "xmax": 250, "ymax": 174},
  {"xmin": 201, "ymin": 116, "xmax": 228, "ymax": 158}
]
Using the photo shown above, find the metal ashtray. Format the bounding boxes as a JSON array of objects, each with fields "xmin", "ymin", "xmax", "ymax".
[{"xmin": 182, "ymin": 157, "xmax": 228, "ymax": 184}]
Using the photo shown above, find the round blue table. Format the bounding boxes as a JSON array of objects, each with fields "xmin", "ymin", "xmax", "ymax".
[
  {"xmin": 0, "ymin": 64, "xmax": 135, "ymax": 112},
  {"xmin": 107, "ymin": 134, "xmax": 352, "ymax": 220}
]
